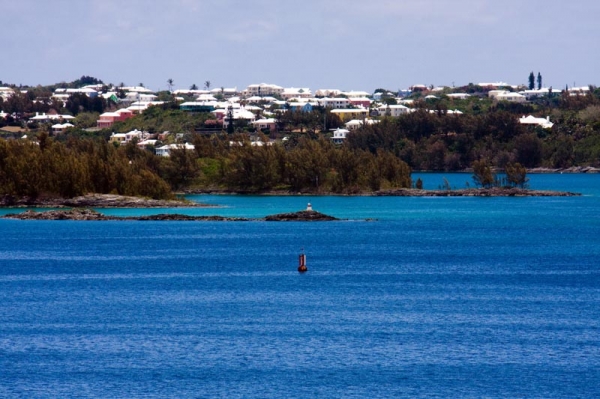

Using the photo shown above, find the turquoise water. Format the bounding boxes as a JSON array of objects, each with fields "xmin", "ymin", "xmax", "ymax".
[{"xmin": 0, "ymin": 174, "xmax": 599, "ymax": 398}]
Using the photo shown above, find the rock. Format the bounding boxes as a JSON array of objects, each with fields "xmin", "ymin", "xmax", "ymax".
[
  {"xmin": 3, "ymin": 209, "xmax": 338, "ymax": 222},
  {"xmin": 263, "ymin": 210, "xmax": 338, "ymax": 221},
  {"xmin": 4, "ymin": 209, "xmax": 111, "ymax": 220}
]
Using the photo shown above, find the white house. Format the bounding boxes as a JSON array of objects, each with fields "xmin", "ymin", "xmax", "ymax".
[
  {"xmin": 243, "ymin": 83, "xmax": 284, "ymax": 97},
  {"xmin": 342, "ymin": 90, "xmax": 371, "ymax": 98},
  {"xmin": 331, "ymin": 128, "xmax": 350, "ymax": 144},
  {"xmin": 155, "ymin": 143, "xmax": 195, "ymax": 157},
  {"xmin": 0, "ymin": 87, "xmax": 14, "ymax": 100},
  {"xmin": 376, "ymin": 104, "xmax": 410, "ymax": 117},
  {"xmin": 519, "ymin": 88, "xmax": 551, "ymax": 99},
  {"xmin": 519, "ymin": 115, "xmax": 554, "ymax": 129},
  {"xmin": 51, "ymin": 123, "xmax": 74, "ymax": 135},
  {"xmin": 252, "ymin": 118, "xmax": 278, "ymax": 131},
  {"xmin": 447, "ymin": 93, "xmax": 471, "ymax": 100},
  {"xmin": 29, "ymin": 112, "xmax": 75, "ymax": 123},
  {"xmin": 345, "ymin": 119, "xmax": 379, "ymax": 131},
  {"xmin": 281, "ymin": 88, "xmax": 312, "ymax": 99},
  {"xmin": 495, "ymin": 92, "xmax": 526, "ymax": 103},
  {"xmin": 318, "ymin": 97, "xmax": 350, "ymax": 108}
]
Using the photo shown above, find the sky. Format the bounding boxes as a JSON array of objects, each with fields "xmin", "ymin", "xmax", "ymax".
[{"xmin": 3, "ymin": 0, "xmax": 599, "ymax": 93}]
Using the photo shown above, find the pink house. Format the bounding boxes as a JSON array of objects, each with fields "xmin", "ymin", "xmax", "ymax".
[{"xmin": 97, "ymin": 109, "xmax": 134, "ymax": 128}]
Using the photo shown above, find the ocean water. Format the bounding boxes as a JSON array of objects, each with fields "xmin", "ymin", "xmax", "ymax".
[{"xmin": 0, "ymin": 174, "xmax": 599, "ymax": 398}]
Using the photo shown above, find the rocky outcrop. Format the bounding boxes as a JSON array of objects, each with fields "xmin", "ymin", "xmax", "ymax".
[
  {"xmin": 0, "ymin": 194, "xmax": 211, "ymax": 208},
  {"xmin": 5, "ymin": 209, "xmax": 113, "ymax": 220},
  {"xmin": 264, "ymin": 210, "xmax": 339, "ymax": 221},
  {"xmin": 4, "ymin": 209, "xmax": 337, "ymax": 221}
]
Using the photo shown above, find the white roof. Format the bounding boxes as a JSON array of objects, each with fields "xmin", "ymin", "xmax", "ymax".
[{"xmin": 52, "ymin": 123, "xmax": 74, "ymax": 128}]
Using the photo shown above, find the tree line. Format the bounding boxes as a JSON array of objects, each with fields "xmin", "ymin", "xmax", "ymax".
[{"xmin": 0, "ymin": 134, "xmax": 412, "ymax": 199}]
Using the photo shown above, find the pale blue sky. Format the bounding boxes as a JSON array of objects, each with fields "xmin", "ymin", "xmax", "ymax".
[{"xmin": 3, "ymin": 0, "xmax": 599, "ymax": 92}]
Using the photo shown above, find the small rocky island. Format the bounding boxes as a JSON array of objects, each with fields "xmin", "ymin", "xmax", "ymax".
[{"xmin": 4, "ymin": 207, "xmax": 340, "ymax": 222}]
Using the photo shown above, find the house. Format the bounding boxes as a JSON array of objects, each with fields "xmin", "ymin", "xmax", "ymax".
[
  {"xmin": 243, "ymin": 83, "xmax": 284, "ymax": 97},
  {"xmin": 281, "ymin": 88, "xmax": 312, "ymax": 99},
  {"xmin": 124, "ymin": 92, "xmax": 157, "ymax": 103},
  {"xmin": 331, "ymin": 128, "xmax": 350, "ymax": 144},
  {"xmin": 109, "ymin": 129, "xmax": 146, "ymax": 144},
  {"xmin": 349, "ymin": 97, "xmax": 371, "ymax": 108},
  {"xmin": 29, "ymin": 112, "xmax": 75, "ymax": 123},
  {"xmin": 155, "ymin": 143, "xmax": 195, "ymax": 157},
  {"xmin": 330, "ymin": 108, "xmax": 369, "ymax": 122},
  {"xmin": 180, "ymin": 102, "xmax": 216, "ymax": 112},
  {"xmin": 478, "ymin": 82, "xmax": 509, "ymax": 88},
  {"xmin": 137, "ymin": 139, "xmax": 158, "ymax": 149},
  {"xmin": 0, "ymin": 87, "xmax": 14, "ymax": 100},
  {"xmin": 252, "ymin": 118, "xmax": 278, "ymax": 132},
  {"xmin": 65, "ymin": 87, "xmax": 99, "ymax": 97},
  {"xmin": 97, "ymin": 109, "xmax": 134, "ymax": 128},
  {"xmin": 209, "ymin": 87, "xmax": 238, "ymax": 97},
  {"xmin": 345, "ymin": 119, "xmax": 378, "ymax": 131},
  {"xmin": 495, "ymin": 92, "xmax": 526, "ymax": 103},
  {"xmin": 318, "ymin": 97, "xmax": 350, "ymax": 108},
  {"xmin": 376, "ymin": 104, "xmax": 410, "ymax": 117},
  {"xmin": 446, "ymin": 93, "xmax": 471, "ymax": 100},
  {"xmin": 519, "ymin": 115, "xmax": 554, "ymax": 129},
  {"xmin": 315, "ymin": 89, "xmax": 342, "ymax": 97},
  {"xmin": 342, "ymin": 90, "xmax": 371, "ymax": 98},
  {"xmin": 287, "ymin": 102, "xmax": 313, "ymax": 112},
  {"xmin": 218, "ymin": 107, "xmax": 257, "ymax": 127},
  {"xmin": 51, "ymin": 123, "xmax": 74, "ymax": 135},
  {"xmin": 519, "ymin": 88, "xmax": 551, "ymax": 99},
  {"xmin": 126, "ymin": 101, "xmax": 164, "ymax": 113}
]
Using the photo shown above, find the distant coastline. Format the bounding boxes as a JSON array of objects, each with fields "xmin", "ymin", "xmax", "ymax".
[{"xmin": 186, "ymin": 187, "xmax": 580, "ymax": 197}]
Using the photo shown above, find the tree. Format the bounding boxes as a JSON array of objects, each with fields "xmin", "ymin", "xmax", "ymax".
[
  {"xmin": 504, "ymin": 162, "xmax": 528, "ymax": 188},
  {"xmin": 514, "ymin": 133, "xmax": 542, "ymax": 167},
  {"xmin": 190, "ymin": 84, "xmax": 198, "ymax": 90},
  {"xmin": 537, "ymin": 72, "xmax": 542, "ymax": 90},
  {"xmin": 472, "ymin": 159, "xmax": 495, "ymax": 188},
  {"xmin": 167, "ymin": 78, "xmax": 174, "ymax": 92},
  {"xmin": 528, "ymin": 72, "xmax": 535, "ymax": 90},
  {"xmin": 204, "ymin": 81, "xmax": 211, "ymax": 90}
]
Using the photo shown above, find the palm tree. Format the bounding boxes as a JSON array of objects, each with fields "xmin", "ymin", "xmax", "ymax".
[
  {"xmin": 167, "ymin": 78, "xmax": 174, "ymax": 92},
  {"xmin": 139, "ymin": 83, "xmax": 144, "ymax": 87},
  {"xmin": 190, "ymin": 83, "xmax": 198, "ymax": 90},
  {"xmin": 204, "ymin": 80, "xmax": 211, "ymax": 90}
]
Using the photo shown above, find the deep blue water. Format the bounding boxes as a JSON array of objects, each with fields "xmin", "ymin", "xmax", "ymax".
[{"xmin": 1, "ymin": 174, "xmax": 599, "ymax": 398}]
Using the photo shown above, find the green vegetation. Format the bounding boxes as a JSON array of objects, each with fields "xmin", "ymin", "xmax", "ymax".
[
  {"xmin": 1, "ymin": 76, "xmax": 600, "ymax": 199},
  {"xmin": 0, "ymin": 133, "xmax": 412, "ymax": 199},
  {"xmin": 347, "ymin": 88, "xmax": 600, "ymax": 170}
]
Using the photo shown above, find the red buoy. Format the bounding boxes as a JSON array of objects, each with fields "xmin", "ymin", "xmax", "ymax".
[{"xmin": 298, "ymin": 252, "xmax": 307, "ymax": 273}]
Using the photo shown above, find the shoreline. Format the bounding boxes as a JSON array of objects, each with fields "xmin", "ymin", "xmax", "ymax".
[
  {"xmin": 185, "ymin": 187, "xmax": 580, "ymax": 197},
  {"xmin": 0, "ymin": 193, "xmax": 216, "ymax": 208},
  {"xmin": 0, "ymin": 186, "xmax": 581, "ymax": 209}
]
